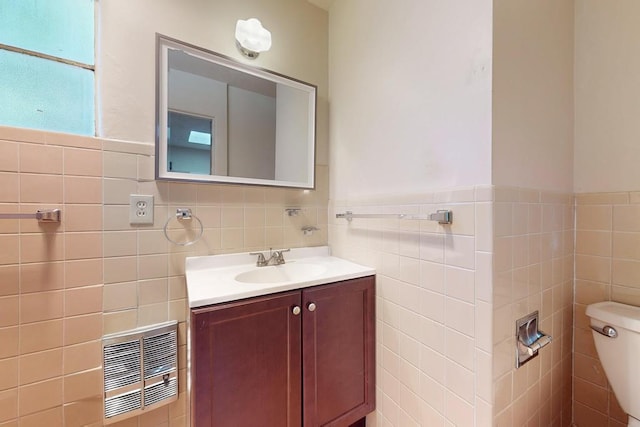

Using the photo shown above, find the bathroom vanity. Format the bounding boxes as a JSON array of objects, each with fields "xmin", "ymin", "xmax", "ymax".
[{"xmin": 186, "ymin": 247, "xmax": 376, "ymax": 426}]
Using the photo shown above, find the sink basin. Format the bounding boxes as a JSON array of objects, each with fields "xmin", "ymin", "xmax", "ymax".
[
  {"xmin": 185, "ymin": 246, "xmax": 376, "ymax": 307},
  {"xmin": 234, "ymin": 263, "xmax": 327, "ymax": 284}
]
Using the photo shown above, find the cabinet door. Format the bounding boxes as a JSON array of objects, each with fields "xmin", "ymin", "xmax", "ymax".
[
  {"xmin": 191, "ymin": 291, "xmax": 302, "ymax": 427},
  {"xmin": 302, "ymin": 276, "xmax": 376, "ymax": 426}
]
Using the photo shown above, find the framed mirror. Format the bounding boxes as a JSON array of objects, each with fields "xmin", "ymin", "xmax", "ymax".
[{"xmin": 156, "ymin": 35, "xmax": 317, "ymax": 188}]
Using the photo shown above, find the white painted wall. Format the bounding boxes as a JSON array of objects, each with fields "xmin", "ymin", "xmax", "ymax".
[
  {"xmin": 574, "ymin": 0, "xmax": 640, "ymax": 193},
  {"xmin": 98, "ymin": 0, "xmax": 328, "ymax": 171},
  {"xmin": 328, "ymin": 2, "xmax": 492, "ymax": 425},
  {"xmin": 328, "ymin": 0, "xmax": 492, "ymax": 200},
  {"xmin": 492, "ymin": 0, "xmax": 574, "ymax": 193}
]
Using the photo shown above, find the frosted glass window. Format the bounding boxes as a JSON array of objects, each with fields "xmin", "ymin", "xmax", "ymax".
[
  {"xmin": 0, "ymin": 50, "xmax": 95, "ymax": 136},
  {"xmin": 0, "ymin": 0, "xmax": 94, "ymax": 65}
]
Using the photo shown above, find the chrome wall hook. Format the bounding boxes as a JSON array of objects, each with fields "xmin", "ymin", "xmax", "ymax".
[
  {"xmin": 285, "ymin": 208, "xmax": 302, "ymax": 216},
  {"xmin": 301, "ymin": 225, "xmax": 319, "ymax": 236}
]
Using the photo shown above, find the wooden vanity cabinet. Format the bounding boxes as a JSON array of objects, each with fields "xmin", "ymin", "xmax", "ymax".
[
  {"xmin": 191, "ymin": 275, "xmax": 375, "ymax": 427},
  {"xmin": 301, "ymin": 277, "xmax": 376, "ymax": 426},
  {"xmin": 191, "ymin": 290, "xmax": 302, "ymax": 426}
]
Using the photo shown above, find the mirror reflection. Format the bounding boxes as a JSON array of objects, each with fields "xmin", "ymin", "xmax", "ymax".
[
  {"xmin": 156, "ymin": 36, "xmax": 317, "ymax": 188},
  {"xmin": 167, "ymin": 111, "xmax": 213, "ymax": 175}
]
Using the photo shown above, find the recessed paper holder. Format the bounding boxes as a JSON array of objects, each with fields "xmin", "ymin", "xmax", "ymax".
[{"xmin": 516, "ymin": 311, "xmax": 552, "ymax": 368}]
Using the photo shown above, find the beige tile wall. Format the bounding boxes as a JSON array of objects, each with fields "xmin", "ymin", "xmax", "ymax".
[
  {"xmin": 572, "ymin": 192, "xmax": 640, "ymax": 427},
  {"xmin": 330, "ymin": 186, "xmax": 576, "ymax": 427},
  {"xmin": 0, "ymin": 125, "xmax": 328, "ymax": 427},
  {"xmin": 329, "ymin": 186, "xmax": 494, "ymax": 426},
  {"xmin": 492, "ymin": 188, "xmax": 574, "ymax": 427},
  {"xmin": 0, "ymin": 127, "xmax": 105, "ymax": 427},
  {"xmin": 10, "ymin": 125, "xmax": 633, "ymax": 427}
]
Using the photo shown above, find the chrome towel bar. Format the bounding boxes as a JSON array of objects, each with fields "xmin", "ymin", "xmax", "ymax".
[
  {"xmin": 335, "ymin": 209, "xmax": 452, "ymax": 225},
  {"xmin": 0, "ymin": 209, "xmax": 61, "ymax": 223}
]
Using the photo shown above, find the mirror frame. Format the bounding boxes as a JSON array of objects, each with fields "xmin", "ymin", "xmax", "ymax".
[{"xmin": 155, "ymin": 34, "xmax": 317, "ymax": 189}]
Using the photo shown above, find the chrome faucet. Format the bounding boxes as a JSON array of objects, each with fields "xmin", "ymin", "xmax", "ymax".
[
  {"xmin": 249, "ymin": 248, "xmax": 290, "ymax": 267},
  {"xmin": 250, "ymin": 252, "xmax": 268, "ymax": 267}
]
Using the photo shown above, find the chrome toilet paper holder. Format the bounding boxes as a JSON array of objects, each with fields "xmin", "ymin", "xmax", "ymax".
[{"xmin": 516, "ymin": 311, "xmax": 552, "ymax": 368}]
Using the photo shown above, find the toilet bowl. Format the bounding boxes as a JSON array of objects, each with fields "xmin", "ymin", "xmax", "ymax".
[{"xmin": 586, "ymin": 301, "xmax": 640, "ymax": 427}]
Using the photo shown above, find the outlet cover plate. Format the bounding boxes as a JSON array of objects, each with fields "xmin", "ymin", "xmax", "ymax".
[{"xmin": 129, "ymin": 195, "xmax": 154, "ymax": 225}]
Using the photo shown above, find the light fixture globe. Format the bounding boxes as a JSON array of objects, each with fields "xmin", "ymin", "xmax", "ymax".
[{"xmin": 235, "ymin": 18, "xmax": 272, "ymax": 59}]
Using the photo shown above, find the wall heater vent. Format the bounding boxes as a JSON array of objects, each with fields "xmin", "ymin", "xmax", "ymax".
[{"xmin": 102, "ymin": 321, "xmax": 178, "ymax": 424}]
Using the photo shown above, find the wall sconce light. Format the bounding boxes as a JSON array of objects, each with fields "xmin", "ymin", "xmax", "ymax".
[{"xmin": 235, "ymin": 18, "xmax": 272, "ymax": 59}]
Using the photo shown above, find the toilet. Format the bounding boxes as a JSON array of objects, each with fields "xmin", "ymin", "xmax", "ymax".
[{"xmin": 586, "ymin": 301, "xmax": 640, "ymax": 427}]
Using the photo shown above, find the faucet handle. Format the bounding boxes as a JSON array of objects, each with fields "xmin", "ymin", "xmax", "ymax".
[
  {"xmin": 273, "ymin": 248, "xmax": 290, "ymax": 264},
  {"xmin": 249, "ymin": 252, "xmax": 267, "ymax": 266}
]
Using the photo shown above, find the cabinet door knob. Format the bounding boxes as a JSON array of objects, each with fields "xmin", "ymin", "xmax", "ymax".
[
  {"xmin": 292, "ymin": 306, "xmax": 301, "ymax": 315},
  {"xmin": 307, "ymin": 302, "xmax": 317, "ymax": 312}
]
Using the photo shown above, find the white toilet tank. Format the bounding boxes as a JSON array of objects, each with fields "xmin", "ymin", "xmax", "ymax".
[{"xmin": 586, "ymin": 301, "xmax": 640, "ymax": 424}]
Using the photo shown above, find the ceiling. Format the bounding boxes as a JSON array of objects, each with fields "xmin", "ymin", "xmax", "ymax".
[{"xmin": 307, "ymin": 0, "xmax": 334, "ymax": 11}]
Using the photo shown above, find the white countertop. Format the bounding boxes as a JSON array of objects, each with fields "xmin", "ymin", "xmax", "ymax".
[{"xmin": 185, "ymin": 246, "xmax": 376, "ymax": 308}]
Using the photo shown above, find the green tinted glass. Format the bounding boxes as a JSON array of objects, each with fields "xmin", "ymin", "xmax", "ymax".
[
  {"xmin": 0, "ymin": 50, "xmax": 95, "ymax": 135},
  {"xmin": 0, "ymin": 0, "xmax": 94, "ymax": 65}
]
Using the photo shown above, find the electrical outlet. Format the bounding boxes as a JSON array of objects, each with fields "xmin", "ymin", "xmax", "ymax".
[{"xmin": 129, "ymin": 195, "xmax": 154, "ymax": 225}]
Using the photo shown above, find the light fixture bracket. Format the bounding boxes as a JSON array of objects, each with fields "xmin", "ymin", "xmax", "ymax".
[{"xmin": 235, "ymin": 40, "xmax": 260, "ymax": 59}]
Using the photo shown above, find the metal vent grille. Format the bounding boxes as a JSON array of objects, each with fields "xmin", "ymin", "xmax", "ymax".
[
  {"xmin": 103, "ymin": 321, "xmax": 178, "ymax": 424},
  {"xmin": 143, "ymin": 330, "xmax": 177, "ymax": 378},
  {"xmin": 104, "ymin": 390, "xmax": 142, "ymax": 418},
  {"xmin": 144, "ymin": 376, "xmax": 178, "ymax": 407},
  {"xmin": 103, "ymin": 340, "xmax": 141, "ymax": 391}
]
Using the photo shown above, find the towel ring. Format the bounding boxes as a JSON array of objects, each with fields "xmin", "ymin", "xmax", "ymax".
[{"xmin": 163, "ymin": 208, "xmax": 204, "ymax": 246}]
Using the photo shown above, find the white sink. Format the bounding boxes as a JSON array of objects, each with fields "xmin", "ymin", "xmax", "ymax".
[
  {"xmin": 234, "ymin": 263, "xmax": 328, "ymax": 284},
  {"xmin": 185, "ymin": 246, "xmax": 375, "ymax": 307}
]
